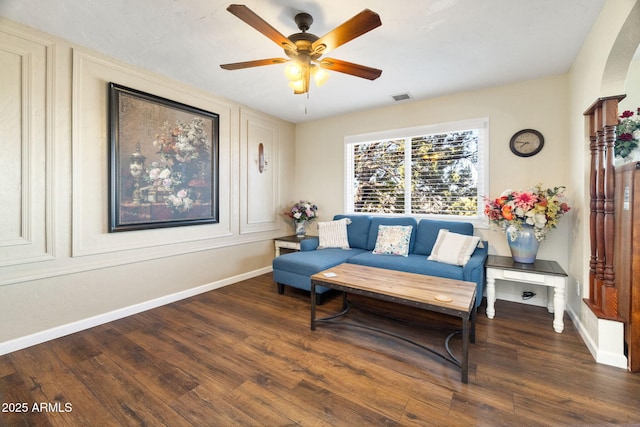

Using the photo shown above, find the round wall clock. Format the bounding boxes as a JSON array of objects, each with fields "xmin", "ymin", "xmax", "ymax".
[{"xmin": 509, "ymin": 129, "xmax": 544, "ymax": 157}]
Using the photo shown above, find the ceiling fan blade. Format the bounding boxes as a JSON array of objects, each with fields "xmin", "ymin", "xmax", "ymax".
[
  {"xmin": 227, "ymin": 4, "xmax": 296, "ymax": 51},
  {"xmin": 319, "ymin": 58, "xmax": 382, "ymax": 80},
  {"xmin": 311, "ymin": 9, "xmax": 381, "ymax": 56},
  {"xmin": 220, "ymin": 58, "xmax": 289, "ymax": 70}
]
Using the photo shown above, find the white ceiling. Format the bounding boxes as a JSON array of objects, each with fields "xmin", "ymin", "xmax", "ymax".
[{"xmin": 1, "ymin": 0, "xmax": 606, "ymax": 123}]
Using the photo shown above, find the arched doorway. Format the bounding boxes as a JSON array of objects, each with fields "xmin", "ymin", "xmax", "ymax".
[
  {"xmin": 601, "ymin": 2, "xmax": 640, "ymax": 97},
  {"xmin": 592, "ymin": 0, "xmax": 640, "ymax": 371}
]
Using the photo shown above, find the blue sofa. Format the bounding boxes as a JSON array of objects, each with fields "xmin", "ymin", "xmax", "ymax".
[{"xmin": 272, "ymin": 215, "xmax": 488, "ymax": 306}]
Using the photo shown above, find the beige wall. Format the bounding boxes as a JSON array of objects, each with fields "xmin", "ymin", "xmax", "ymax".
[
  {"xmin": 295, "ymin": 74, "xmax": 571, "ymax": 304},
  {"xmin": 621, "ymin": 57, "xmax": 640, "ymax": 111},
  {"xmin": 0, "ymin": 18, "xmax": 296, "ymax": 353},
  {"xmin": 294, "ymin": 0, "xmax": 640, "ymax": 367},
  {"xmin": 567, "ymin": 0, "xmax": 640, "ymax": 367}
]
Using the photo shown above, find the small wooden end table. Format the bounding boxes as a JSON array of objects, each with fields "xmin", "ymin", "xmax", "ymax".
[
  {"xmin": 273, "ymin": 235, "xmax": 308, "ymax": 257},
  {"xmin": 310, "ymin": 263, "xmax": 477, "ymax": 383},
  {"xmin": 485, "ymin": 255, "xmax": 568, "ymax": 333}
]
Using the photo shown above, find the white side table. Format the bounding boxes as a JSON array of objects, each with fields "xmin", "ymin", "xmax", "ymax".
[
  {"xmin": 274, "ymin": 235, "xmax": 308, "ymax": 257},
  {"xmin": 485, "ymin": 255, "xmax": 568, "ymax": 333}
]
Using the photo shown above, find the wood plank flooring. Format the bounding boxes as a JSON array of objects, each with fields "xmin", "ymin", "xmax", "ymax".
[{"xmin": 1, "ymin": 273, "xmax": 639, "ymax": 426}]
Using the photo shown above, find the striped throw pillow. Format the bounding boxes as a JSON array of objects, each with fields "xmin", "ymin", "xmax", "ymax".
[
  {"xmin": 427, "ymin": 229, "xmax": 480, "ymax": 266},
  {"xmin": 318, "ymin": 218, "xmax": 352, "ymax": 249}
]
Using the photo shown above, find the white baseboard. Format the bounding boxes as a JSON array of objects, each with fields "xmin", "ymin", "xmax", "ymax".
[
  {"xmin": 0, "ymin": 266, "xmax": 272, "ymax": 356},
  {"xmin": 566, "ymin": 303, "xmax": 628, "ymax": 370},
  {"xmin": 567, "ymin": 303, "xmax": 597, "ymax": 359},
  {"xmin": 595, "ymin": 348, "xmax": 629, "ymax": 369}
]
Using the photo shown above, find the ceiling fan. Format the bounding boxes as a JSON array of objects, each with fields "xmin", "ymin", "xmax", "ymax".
[{"xmin": 220, "ymin": 4, "xmax": 382, "ymax": 94}]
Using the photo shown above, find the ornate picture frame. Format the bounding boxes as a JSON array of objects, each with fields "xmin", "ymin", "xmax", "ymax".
[{"xmin": 108, "ymin": 83, "xmax": 219, "ymax": 232}]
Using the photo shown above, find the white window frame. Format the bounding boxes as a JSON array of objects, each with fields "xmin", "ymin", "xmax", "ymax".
[{"xmin": 344, "ymin": 118, "xmax": 489, "ymax": 226}]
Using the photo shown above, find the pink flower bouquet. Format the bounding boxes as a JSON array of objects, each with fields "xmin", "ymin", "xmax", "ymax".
[{"xmin": 484, "ymin": 184, "xmax": 571, "ymax": 241}]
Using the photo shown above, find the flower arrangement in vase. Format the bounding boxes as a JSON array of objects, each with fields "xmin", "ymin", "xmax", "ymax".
[
  {"xmin": 284, "ymin": 200, "xmax": 318, "ymax": 237},
  {"xmin": 484, "ymin": 184, "xmax": 571, "ymax": 263},
  {"xmin": 615, "ymin": 108, "xmax": 640, "ymax": 162}
]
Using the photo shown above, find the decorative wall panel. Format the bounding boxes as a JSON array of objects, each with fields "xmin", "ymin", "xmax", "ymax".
[
  {"xmin": 0, "ymin": 30, "xmax": 53, "ymax": 265},
  {"xmin": 240, "ymin": 110, "xmax": 280, "ymax": 234},
  {"xmin": 72, "ymin": 50, "xmax": 235, "ymax": 257},
  {"xmin": 0, "ymin": 20, "xmax": 293, "ymax": 288}
]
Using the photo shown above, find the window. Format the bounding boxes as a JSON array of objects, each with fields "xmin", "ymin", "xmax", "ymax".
[{"xmin": 345, "ymin": 118, "xmax": 488, "ymax": 222}]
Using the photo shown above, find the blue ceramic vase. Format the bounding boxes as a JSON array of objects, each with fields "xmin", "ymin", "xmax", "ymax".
[
  {"xmin": 506, "ymin": 224, "xmax": 540, "ymax": 264},
  {"xmin": 295, "ymin": 221, "xmax": 306, "ymax": 237}
]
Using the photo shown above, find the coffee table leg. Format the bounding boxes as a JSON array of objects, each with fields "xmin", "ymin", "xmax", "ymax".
[
  {"xmin": 470, "ymin": 304, "xmax": 477, "ymax": 344},
  {"xmin": 311, "ymin": 282, "xmax": 317, "ymax": 331},
  {"xmin": 462, "ymin": 316, "xmax": 469, "ymax": 384}
]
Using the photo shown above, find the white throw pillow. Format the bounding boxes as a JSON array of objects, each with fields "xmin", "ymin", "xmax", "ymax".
[
  {"xmin": 372, "ymin": 225, "xmax": 413, "ymax": 257},
  {"xmin": 428, "ymin": 229, "xmax": 480, "ymax": 266},
  {"xmin": 318, "ymin": 218, "xmax": 352, "ymax": 249}
]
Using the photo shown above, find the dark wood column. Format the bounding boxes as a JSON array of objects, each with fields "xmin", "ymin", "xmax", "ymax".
[{"xmin": 583, "ymin": 95, "xmax": 625, "ymax": 320}]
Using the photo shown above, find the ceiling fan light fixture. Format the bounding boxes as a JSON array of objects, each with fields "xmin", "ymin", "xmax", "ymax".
[
  {"xmin": 288, "ymin": 78, "xmax": 305, "ymax": 92},
  {"xmin": 221, "ymin": 6, "xmax": 382, "ymax": 95},
  {"xmin": 284, "ymin": 62, "xmax": 303, "ymax": 81},
  {"xmin": 312, "ymin": 66, "xmax": 329, "ymax": 87}
]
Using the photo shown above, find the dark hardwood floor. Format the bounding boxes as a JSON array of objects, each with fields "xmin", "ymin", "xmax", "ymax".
[{"xmin": 1, "ymin": 273, "xmax": 639, "ymax": 426}]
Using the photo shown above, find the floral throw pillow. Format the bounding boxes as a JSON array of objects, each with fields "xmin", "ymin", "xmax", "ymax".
[
  {"xmin": 427, "ymin": 229, "xmax": 480, "ymax": 266},
  {"xmin": 372, "ymin": 225, "xmax": 413, "ymax": 257},
  {"xmin": 318, "ymin": 218, "xmax": 352, "ymax": 249}
]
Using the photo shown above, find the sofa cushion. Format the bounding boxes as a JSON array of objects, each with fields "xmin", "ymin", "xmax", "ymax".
[
  {"xmin": 413, "ymin": 219, "xmax": 474, "ymax": 256},
  {"xmin": 333, "ymin": 215, "xmax": 371, "ymax": 250},
  {"xmin": 272, "ymin": 247, "xmax": 367, "ymax": 277},
  {"xmin": 372, "ymin": 225, "xmax": 413, "ymax": 257},
  {"xmin": 347, "ymin": 252, "xmax": 465, "ymax": 281},
  {"xmin": 366, "ymin": 217, "xmax": 418, "ymax": 252},
  {"xmin": 318, "ymin": 218, "xmax": 351, "ymax": 249},
  {"xmin": 427, "ymin": 229, "xmax": 481, "ymax": 266}
]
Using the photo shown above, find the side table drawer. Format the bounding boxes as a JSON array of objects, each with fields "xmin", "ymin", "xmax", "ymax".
[
  {"xmin": 277, "ymin": 241, "xmax": 300, "ymax": 250},
  {"xmin": 502, "ymin": 270, "xmax": 545, "ymax": 283}
]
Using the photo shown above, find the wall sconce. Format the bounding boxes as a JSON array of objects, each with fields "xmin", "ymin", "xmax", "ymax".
[{"xmin": 258, "ymin": 142, "xmax": 269, "ymax": 173}]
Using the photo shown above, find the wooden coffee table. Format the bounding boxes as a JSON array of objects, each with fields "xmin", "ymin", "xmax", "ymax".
[{"xmin": 310, "ymin": 263, "xmax": 477, "ymax": 383}]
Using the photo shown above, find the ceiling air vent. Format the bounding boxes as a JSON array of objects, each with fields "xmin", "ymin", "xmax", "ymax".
[{"xmin": 391, "ymin": 92, "xmax": 412, "ymax": 102}]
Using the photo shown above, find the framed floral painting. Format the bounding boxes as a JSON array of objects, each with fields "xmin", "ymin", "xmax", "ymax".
[{"xmin": 108, "ymin": 82, "xmax": 219, "ymax": 232}]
